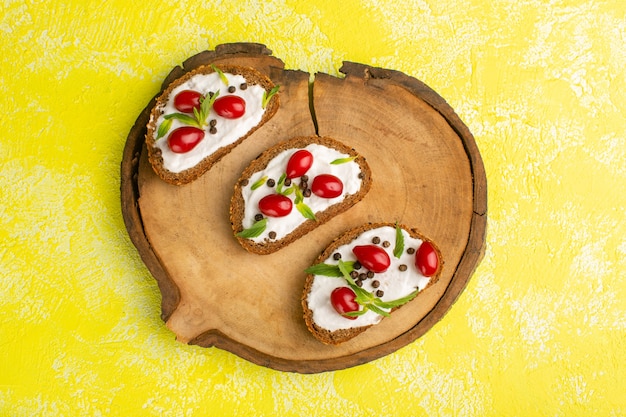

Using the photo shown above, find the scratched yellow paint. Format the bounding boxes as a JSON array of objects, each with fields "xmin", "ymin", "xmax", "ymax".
[{"xmin": 1, "ymin": 0, "xmax": 624, "ymax": 416}]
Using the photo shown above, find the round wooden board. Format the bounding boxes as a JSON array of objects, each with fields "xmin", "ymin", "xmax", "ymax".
[{"xmin": 121, "ymin": 43, "xmax": 487, "ymax": 373}]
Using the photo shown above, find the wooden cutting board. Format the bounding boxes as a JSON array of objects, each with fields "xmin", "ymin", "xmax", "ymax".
[{"xmin": 121, "ymin": 43, "xmax": 487, "ymax": 373}]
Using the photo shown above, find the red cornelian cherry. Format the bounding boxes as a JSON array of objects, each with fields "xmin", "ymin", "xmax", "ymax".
[
  {"xmin": 415, "ymin": 241, "xmax": 439, "ymax": 277},
  {"xmin": 286, "ymin": 149, "xmax": 314, "ymax": 179},
  {"xmin": 311, "ymin": 174, "xmax": 343, "ymax": 198},
  {"xmin": 213, "ymin": 95, "xmax": 246, "ymax": 119},
  {"xmin": 258, "ymin": 194, "xmax": 293, "ymax": 217},
  {"xmin": 330, "ymin": 287, "xmax": 359, "ymax": 320},
  {"xmin": 352, "ymin": 245, "xmax": 391, "ymax": 273},
  {"xmin": 167, "ymin": 126, "xmax": 205, "ymax": 153},
  {"xmin": 173, "ymin": 90, "xmax": 203, "ymax": 113}
]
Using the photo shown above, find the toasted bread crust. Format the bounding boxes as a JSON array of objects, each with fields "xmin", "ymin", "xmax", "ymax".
[
  {"xmin": 230, "ymin": 136, "xmax": 373, "ymax": 254},
  {"xmin": 145, "ymin": 64, "xmax": 279, "ymax": 185},
  {"xmin": 301, "ymin": 222, "xmax": 443, "ymax": 345}
]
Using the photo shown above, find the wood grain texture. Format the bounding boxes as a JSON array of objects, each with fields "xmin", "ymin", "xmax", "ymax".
[{"xmin": 121, "ymin": 43, "xmax": 487, "ymax": 373}]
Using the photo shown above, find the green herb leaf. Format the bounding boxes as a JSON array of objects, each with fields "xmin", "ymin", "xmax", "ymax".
[
  {"xmin": 275, "ymin": 173, "xmax": 287, "ymax": 194},
  {"xmin": 350, "ymin": 283, "xmax": 375, "ymax": 305},
  {"xmin": 156, "ymin": 118, "xmax": 173, "ymax": 139},
  {"xmin": 367, "ymin": 303, "xmax": 391, "ymax": 317},
  {"xmin": 250, "ymin": 175, "xmax": 268, "ymax": 190},
  {"xmin": 336, "ymin": 258, "xmax": 416, "ymax": 318},
  {"xmin": 202, "ymin": 90, "xmax": 219, "ymax": 119},
  {"xmin": 193, "ymin": 107, "xmax": 202, "ymax": 123},
  {"xmin": 293, "ymin": 185, "xmax": 304, "ymax": 204},
  {"xmin": 374, "ymin": 289, "xmax": 419, "ymax": 309},
  {"xmin": 296, "ymin": 202, "xmax": 317, "ymax": 220},
  {"xmin": 330, "ymin": 156, "xmax": 356, "ymax": 165},
  {"xmin": 281, "ymin": 185, "xmax": 295, "ymax": 196},
  {"xmin": 262, "ymin": 85, "xmax": 280, "ymax": 109},
  {"xmin": 305, "ymin": 263, "xmax": 342, "ymax": 277},
  {"xmin": 337, "ymin": 259, "xmax": 354, "ymax": 278},
  {"xmin": 212, "ymin": 65, "xmax": 229, "ymax": 86},
  {"xmin": 292, "ymin": 186, "xmax": 316, "ymax": 220},
  {"xmin": 305, "ymin": 260, "xmax": 355, "ymax": 277},
  {"xmin": 393, "ymin": 222, "xmax": 405, "ymax": 259},
  {"xmin": 164, "ymin": 112, "xmax": 202, "ymax": 128},
  {"xmin": 343, "ymin": 309, "xmax": 368, "ymax": 317},
  {"xmin": 236, "ymin": 218, "xmax": 267, "ymax": 238}
]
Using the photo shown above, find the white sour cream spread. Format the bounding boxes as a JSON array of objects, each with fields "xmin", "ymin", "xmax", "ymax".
[
  {"xmin": 152, "ymin": 72, "xmax": 267, "ymax": 173},
  {"xmin": 241, "ymin": 144, "xmax": 364, "ymax": 242},
  {"xmin": 307, "ymin": 226, "xmax": 432, "ymax": 332}
]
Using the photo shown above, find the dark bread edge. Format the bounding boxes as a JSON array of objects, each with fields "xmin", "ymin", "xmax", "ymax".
[
  {"xmin": 301, "ymin": 222, "xmax": 444, "ymax": 345},
  {"xmin": 229, "ymin": 136, "xmax": 373, "ymax": 255},
  {"xmin": 145, "ymin": 64, "xmax": 280, "ymax": 185}
]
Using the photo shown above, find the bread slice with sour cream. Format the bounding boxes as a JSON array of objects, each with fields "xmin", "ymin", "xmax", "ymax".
[
  {"xmin": 145, "ymin": 64, "xmax": 280, "ymax": 185},
  {"xmin": 302, "ymin": 222, "xmax": 443, "ymax": 345},
  {"xmin": 230, "ymin": 136, "xmax": 372, "ymax": 255}
]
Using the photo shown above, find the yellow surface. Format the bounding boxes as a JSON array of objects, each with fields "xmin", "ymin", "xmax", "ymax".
[{"xmin": 1, "ymin": 0, "xmax": 624, "ymax": 415}]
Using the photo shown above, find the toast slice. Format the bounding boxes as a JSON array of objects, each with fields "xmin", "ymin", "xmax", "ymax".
[
  {"xmin": 145, "ymin": 64, "xmax": 279, "ymax": 185},
  {"xmin": 302, "ymin": 222, "xmax": 443, "ymax": 345},
  {"xmin": 230, "ymin": 136, "xmax": 372, "ymax": 254}
]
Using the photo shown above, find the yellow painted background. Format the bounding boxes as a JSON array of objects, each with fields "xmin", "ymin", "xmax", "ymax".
[{"xmin": 1, "ymin": 0, "xmax": 624, "ymax": 415}]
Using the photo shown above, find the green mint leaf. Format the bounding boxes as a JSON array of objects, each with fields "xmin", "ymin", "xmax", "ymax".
[
  {"xmin": 339, "ymin": 260, "xmax": 371, "ymax": 297},
  {"xmin": 262, "ymin": 85, "xmax": 280, "ymax": 109},
  {"xmin": 212, "ymin": 65, "xmax": 229, "ymax": 86},
  {"xmin": 341, "ymin": 272, "xmax": 376, "ymax": 309},
  {"xmin": 367, "ymin": 303, "xmax": 391, "ymax": 317},
  {"xmin": 343, "ymin": 309, "xmax": 368, "ymax": 317},
  {"xmin": 156, "ymin": 118, "xmax": 173, "ymax": 139},
  {"xmin": 336, "ymin": 257, "xmax": 417, "ymax": 318},
  {"xmin": 164, "ymin": 112, "xmax": 202, "ymax": 128},
  {"xmin": 293, "ymin": 185, "xmax": 304, "ymax": 204},
  {"xmin": 304, "ymin": 263, "xmax": 344, "ymax": 277},
  {"xmin": 202, "ymin": 90, "xmax": 219, "ymax": 119},
  {"xmin": 330, "ymin": 156, "xmax": 356, "ymax": 165},
  {"xmin": 281, "ymin": 185, "xmax": 295, "ymax": 196},
  {"xmin": 236, "ymin": 218, "xmax": 267, "ymax": 238},
  {"xmin": 193, "ymin": 107, "xmax": 202, "ymax": 124},
  {"xmin": 393, "ymin": 222, "xmax": 405, "ymax": 259},
  {"xmin": 337, "ymin": 259, "xmax": 354, "ymax": 278},
  {"xmin": 374, "ymin": 289, "xmax": 419, "ymax": 310},
  {"xmin": 296, "ymin": 202, "xmax": 316, "ymax": 220},
  {"xmin": 352, "ymin": 289, "xmax": 373, "ymax": 306},
  {"xmin": 250, "ymin": 175, "xmax": 268, "ymax": 190},
  {"xmin": 275, "ymin": 173, "xmax": 287, "ymax": 194}
]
